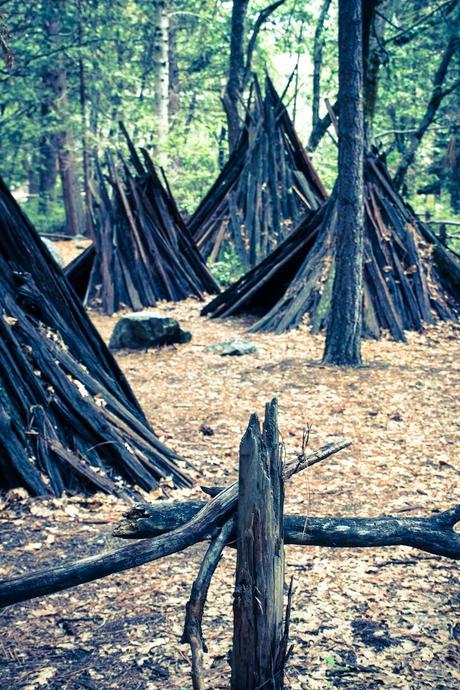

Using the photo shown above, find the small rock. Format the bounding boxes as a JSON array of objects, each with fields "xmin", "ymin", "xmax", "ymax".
[
  {"xmin": 109, "ymin": 311, "xmax": 192, "ymax": 350},
  {"xmin": 199, "ymin": 424, "xmax": 214, "ymax": 436},
  {"xmin": 41, "ymin": 237, "xmax": 64, "ymax": 267},
  {"xmin": 208, "ymin": 338, "xmax": 257, "ymax": 356}
]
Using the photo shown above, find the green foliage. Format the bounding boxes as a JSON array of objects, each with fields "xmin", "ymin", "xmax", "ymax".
[
  {"xmin": 325, "ymin": 653, "xmax": 337, "ymax": 668},
  {"xmin": 165, "ymin": 121, "xmax": 223, "ymax": 214},
  {"xmin": 19, "ymin": 195, "xmax": 66, "ymax": 236},
  {"xmin": 209, "ymin": 246, "xmax": 245, "ymax": 287},
  {"xmin": 0, "ymin": 0, "xmax": 458, "ymax": 230}
]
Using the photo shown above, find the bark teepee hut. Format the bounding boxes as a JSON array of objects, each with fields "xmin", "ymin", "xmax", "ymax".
[
  {"xmin": 65, "ymin": 125, "xmax": 219, "ymax": 315},
  {"xmin": 189, "ymin": 76, "xmax": 327, "ymax": 268},
  {"xmin": 203, "ymin": 153, "xmax": 459, "ymax": 341},
  {"xmin": 0, "ymin": 177, "xmax": 192, "ymax": 496}
]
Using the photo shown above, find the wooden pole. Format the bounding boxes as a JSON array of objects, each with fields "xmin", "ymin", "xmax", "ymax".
[{"xmin": 231, "ymin": 399, "xmax": 286, "ymax": 690}]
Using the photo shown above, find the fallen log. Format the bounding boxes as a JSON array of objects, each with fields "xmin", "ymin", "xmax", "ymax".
[
  {"xmin": 114, "ymin": 501, "xmax": 460, "ymax": 560},
  {"xmin": 0, "ymin": 440, "xmax": 349, "ymax": 608}
]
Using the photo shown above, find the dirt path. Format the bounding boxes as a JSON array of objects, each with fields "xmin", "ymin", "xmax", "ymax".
[{"xmin": 1, "ymin": 300, "xmax": 459, "ymax": 689}]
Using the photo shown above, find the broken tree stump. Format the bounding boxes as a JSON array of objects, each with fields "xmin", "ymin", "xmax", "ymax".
[{"xmin": 232, "ymin": 399, "xmax": 286, "ymax": 690}]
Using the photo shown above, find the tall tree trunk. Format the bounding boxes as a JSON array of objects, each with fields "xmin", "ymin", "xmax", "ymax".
[
  {"xmin": 77, "ymin": 0, "xmax": 93, "ymax": 237},
  {"xmin": 363, "ymin": 0, "xmax": 388, "ymax": 144},
  {"xmin": 56, "ymin": 130, "xmax": 84, "ymax": 237},
  {"xmin": 38, "ymin": 107, "xmax": 58, "ymax": 214},
  {"xmin": 223, "ymin": 0, "xmax": 249, "ymax": 152},
  {"xmin": 308, "ymin": 0, "xmax": 384, "ymax": 152},
  {"xmin": 37, "ymin": 66, "xmax": 58, "ymax": 213},
  {"xmin": 323, "ymin": 0, "xmax": 364, "ymax": 366},
  {"xmin": 53, "ymin": 65, "xmax": 83, "ymax": 237},
  {"xmin": 393, "ymin": 32, "xmax": 459, "ymax": 191},
  {"xmin": 312, "ymin": 0, "xmax": 332, "ymax": 131},
  {"xmin": 45, "ymin": 6, "xmax": 83, "ymax": 237},
  {"xmin": 153, "ymin": 0, "xmax": 170, "ymax": 162},
  {"xmin": 168, "ymin": 15, "xmax": 180, "ymax": 118}
]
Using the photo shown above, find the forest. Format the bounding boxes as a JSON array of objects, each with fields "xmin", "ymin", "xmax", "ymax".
[{"xmin": 0, "ymin": 1, "xmax": 459, "ymax": 689}]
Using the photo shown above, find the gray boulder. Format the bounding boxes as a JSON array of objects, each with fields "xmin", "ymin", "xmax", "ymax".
[
  {"xmin": 207, "ymin": 338, "xmax": 257, "ymax": 356},
  {"xmin": 109, "ymin": 311, "xmax": 192, "ymax": 350},
  {"xmin": 41, "ymin": 237, "xmax": 64, "ymax": 267}
]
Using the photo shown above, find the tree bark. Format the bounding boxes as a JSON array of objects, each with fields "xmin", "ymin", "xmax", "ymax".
[
  {"xmin": 77, "ymin": 0, "xmax": 93, "ymax": 237},
  {"xmin": 393, "ymin": 32, "xmax": 459, "ymax": 191},
  {"xmin": 168, "ymin": 14, "xmax": 180, "ymax": 118},
  {"xmin": 323, "ymin": 0, "xmax": 364, "ymax": 366},
  {"xmin": 224, "ymin": 0, "xmax": 249, "ymax": 152},
  {"xmin": 153, "ymin": 0, "xmax": 170, "ymax": 161},
  {"xmin": 37, "ymin": 16, "xmax": 58, "ymax": 214},
  {"xmin": 231, "ymin": 400, "xmax": 285, "ymax": 690},
  {"xmin": 363, "ymin": 0, "xmax": 388, "ymax": 143},
  {"xmin": 37, "ymin": 93, "xmax": 58, "ymax": 214},
  {"xmin": 312, "ymin": 0, "xmax": 332, "ymax": 132},
  {"xmin": 45, "ymin": 5, "xmax": 83, "ymax": 237}
]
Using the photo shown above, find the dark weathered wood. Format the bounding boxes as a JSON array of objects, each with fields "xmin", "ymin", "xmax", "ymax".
[
  {"xmin": 203, "ymin": 153, "xmax": 459, "ymax": 340},
  {"xmin": 191, "ymin": 75, "xmax": 327, "ymax": 267},
  {"xmin": 0, "ymin": 439, "xmax": 349, "ymax": 608},
  {"xmin": 65, "ymin": 126, "xmax": 219, "ymax": 315},
  {"xmin": 0, "ymin": 176, "xmax": 191, "ymax": 496},
  {"xmin": 113, "ymin": 501, "xmax": 460, "ymax": 560},
  {"xmin": 182, "ymin": 518, "xmax": 236, "ymax": 690},
  {"xmin": 232, "ymin": 399, "xmax": 285, "ymax": 690},
  {"xmin": 323, "ymin": 0, "xmax": 364, "ymax": 365}
]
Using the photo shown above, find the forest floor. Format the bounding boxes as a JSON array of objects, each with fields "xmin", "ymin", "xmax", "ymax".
[{"xmin": 1, "ymin": 296, "xmax": 459, "ymax": 690}]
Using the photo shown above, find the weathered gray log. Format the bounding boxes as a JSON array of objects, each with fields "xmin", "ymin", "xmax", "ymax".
[
  {"xmin": 0, "ymin": 438, "xmax": 349, "ymax": 608},
  {"xmin": 231, "ymin": 400, "xmax": 285, "ymax": 690},
  {"xmin": 114, "ymin": 501, "xmax": 460, "ymax": 560}
]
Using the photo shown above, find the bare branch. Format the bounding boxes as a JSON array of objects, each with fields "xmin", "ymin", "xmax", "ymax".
[
  {"xmin": 243, "ymin": 0, "xmax": 286, "ymax": 87},
  {"xmin": 384, "ymin": 0, "xmax": 457, "ymax": 46},
  {"xmin": 393, "ymin": 32, "xmax": 459, "ymax": 190},
  {"xmin": 307, "ymin": 98, "xmax": 338, "ymax": 152},
  {"xmin": 312, "ymin": 0, "xmax": 333, "ymax": 130},
  {"xmin": 0, "ymin": 440, "xmax": 349, "ymax": 608},
  {"xmin": 181, "ymin": 518, "xmax": 235, "ymax": 690}
]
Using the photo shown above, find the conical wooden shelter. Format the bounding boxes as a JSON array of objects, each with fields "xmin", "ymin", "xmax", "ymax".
[
  {"xmin": 0, "ymin": 177, "xmax": 192, "ymax": 496},
  {"xmin": 189, "ymin": 76, "xmax": 327, "ymax": 267},
  {"xmin": 203, "ymin": 154, "xmax": 459, "ymax": 341},
  {"xmin": 66, "ymin": 126, "xmax": 219, "ymax": 315}
]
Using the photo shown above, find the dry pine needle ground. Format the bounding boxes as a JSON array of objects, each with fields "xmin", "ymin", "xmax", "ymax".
[{"xmin": 0, "ymin": 297, "xmax": 459, "ymax": 690}]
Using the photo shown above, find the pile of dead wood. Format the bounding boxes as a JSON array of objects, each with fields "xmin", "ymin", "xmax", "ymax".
[
  {"xmin": 65, "ymin": 125, "xmax": 219, "ymax": 315},
  {"xmin": 189, "ymin": 76, "xmax": 327, "ymax": 268},
  {"xmin": 0, "ymin": 177, "xmax": 192, "ymax": 496},
  {"xmin": 203, "ymin": 153, "xmax": 459, "ymax": 341}
]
